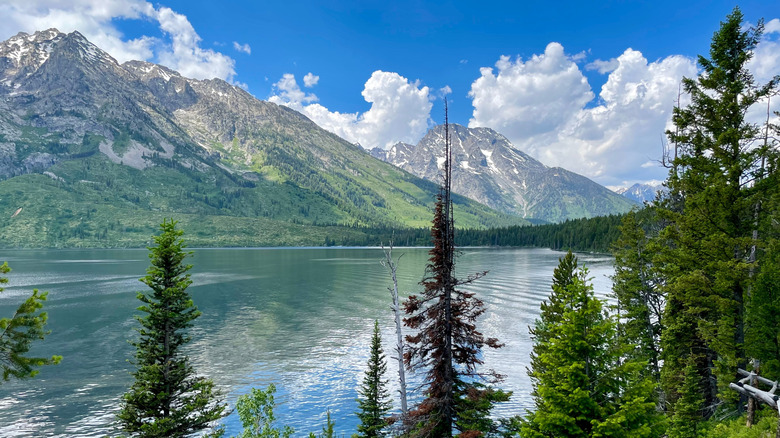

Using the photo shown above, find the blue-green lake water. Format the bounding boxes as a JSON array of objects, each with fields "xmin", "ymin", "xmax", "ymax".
[{"xmin": 0, "ymin": 247, "xmax": 613, "ymax": 436}]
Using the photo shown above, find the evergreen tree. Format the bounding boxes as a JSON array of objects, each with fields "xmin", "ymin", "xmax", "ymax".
[
  {"xmin": 355, "ymin": 320, "xmax": 391, "ymax": 438},
  {"xmin": 117, "ymin": 220, "xmax": 226, "ymax": 437},
  {"xmin": 522, "ymin": 257, "xmax": 663, "ymax": 438},
  {"xmin": 527, "ymin": 250, "xmax": 578, "ymax": 399},
  {"xmin": 611, "ymin": 211, "xmax": 664, "ymax": 382},
  {"xmin": 658, "ymin": 7, "xmax": 779, "ymax": 426},
  {"xmin": 0, "ymin": 262, "xmax": 61, "ymax": 382},
  {"xmin": 403, "ymin": 102, "xmax": 505, "ymax": 437}
]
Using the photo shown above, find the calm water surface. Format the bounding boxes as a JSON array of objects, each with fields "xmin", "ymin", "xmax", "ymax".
[{"xmin": 0, "ymin": 247, "xmax": 613, "ymax": 436}]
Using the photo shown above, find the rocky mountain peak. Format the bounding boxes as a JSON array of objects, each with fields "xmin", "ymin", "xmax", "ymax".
[
  {"xmin": 415, "ymin": 123, "xmax": 546, "ymax": 177},
  {"xmin": 123, "ymin": 60, "xmax": 182, "ymax": 82},
  {"xmin": 375, "ymin": 123, "xmax": 636, "ymax": 222},
  {"xmin": 614, "ymin": 182, "xmax": 664, "ymax": 204},
  {"xmin": 0, "ymin": 29, "xmax": 66, "ymax": 86}
]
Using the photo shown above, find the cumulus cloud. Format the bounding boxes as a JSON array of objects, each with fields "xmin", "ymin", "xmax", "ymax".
[
  {"xmin": 469, "ymin": 43, "xmax": 594, "ymax": 151},
  {"xmin": 745, "ymin": 20, "xmax": 780, "ymax": 132},
  {"xmin": 469, "ymin": 44, "xmax": 698, "ymax": 186},
  {"xmin": 303, "ymin": 72, "xmax": 319, "ymax": 88},
  {"xmin": 747, "ymin": 20, "xmax": 780, "ymax": 84},
  {"xmin": 233, "ymin": 41, "xmax": 251, "ymax": 54},
  {"xmin": 586, "ymin": 58, "xmax": 620, "ymax": 74},
  {"xmin": 0, "ymin": 0, "xmax": 238, "ymax": 82},
  {"xmin": 270, "ymin": 71, "xmax": 433, "ymax": 149},
  {"xmin": 269, "ymin": 73, "xmax": 319, "ymax": 105},
  {"xmin": 766, "ymin": 18, "xmax": 780, "ymax": 34}
]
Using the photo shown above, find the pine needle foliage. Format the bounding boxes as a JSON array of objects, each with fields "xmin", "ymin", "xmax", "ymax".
[
  {"xmin": 355, "ymin": 320, "xmax": 391, "ymax": 438},
  {"xmin": 0, "ymin": 261, "xmax": 61, "ymax": 382},
  {"xmin": 117, "ymin": 219, "xmax": 226, "ymax": 437},
  {"xmin": 523, "ymin": 254, "xmax": 663, "ymax": 437},
  {"xmin": 658, "ymin": 6, "xmax": 780, "ymax": 428}
]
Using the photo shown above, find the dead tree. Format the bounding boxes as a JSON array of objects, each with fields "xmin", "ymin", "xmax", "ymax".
[
  {"xmin": 381, "ymin": 241, "xmax": 408, "ymax": 420},
  {"xmin": 729, "ymin": 367, "xmax": 780, "ymax": 437},
  {"xmin": 402, "ymin": 99, "xmax": 503, "ymax": 437}
]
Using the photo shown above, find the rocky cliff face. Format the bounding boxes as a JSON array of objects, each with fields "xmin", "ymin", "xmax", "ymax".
[
  {"xmin": 0, "ymin": 29, "xmax": 523, "ymax": 236},
  {"xmin": 374, "ymin": 124, "xmax": 636, "ymax": 222}
]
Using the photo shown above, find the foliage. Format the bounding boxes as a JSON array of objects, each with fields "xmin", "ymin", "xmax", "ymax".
[
  {"xmin": 117, "ymin": 220, "xmax": 226, "ymax": 437},
  {"xmin": 355, "ymin": 321, "xmax": 392, "ymax": 438},
  {"xmin": 611, "ymin": 210, "xmax": 664, "ymax": 382},
  {"xmin": 233, "ymin": 384, "xmax": 294, "ymax": 438},
  {"xmin": 522, "ymin": 256, "xmax": 664, "ymax": 438},
  {"xmin": 307, "ymin": 410, "xmax": 336, "ymax": 438},
  {"xmin": 658, "ymin": 7, "xmax": 780, "ymax": 428},
  {"xmin": 0, "ymin": 262, "xmax": 61, "ymax": 382},
  {"xmin": 455, "ymin": 214, "xmax": 626, "ymax": 253},
  {"xmin": 708, "ymin": 410, "xmax": 779, "ymax": 438}
]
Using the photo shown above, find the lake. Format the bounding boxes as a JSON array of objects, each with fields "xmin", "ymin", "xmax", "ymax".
[{"xmin": 0, "ymin": 247, "xmax": 614, "ymax": 436}]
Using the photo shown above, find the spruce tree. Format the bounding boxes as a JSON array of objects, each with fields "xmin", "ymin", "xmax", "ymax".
[
  {"xmin": 0, "ymin": 262, "xmax": 61, "ymax": 382},
  {"xmin": 658, "ymin": 6, "xmax": 779, "ymax": 426},
  {"xmin": 611, "ymin": 211, "xmax": 664, "ymax": 383},
  {"xmin": 523, "ymin": 256, "xmax": 662, "ymax": 438},
  {"xmin": 355, "ymin": 320, "xmax": 391, "ymax": 438},
  {"xmin": 118, "ymin": 220, "xmax": 226, "ymax": 437}
]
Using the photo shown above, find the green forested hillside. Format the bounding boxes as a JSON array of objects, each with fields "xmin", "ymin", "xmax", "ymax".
[{"xmin": 0, "ymin": 30, "xmax": 526, "ymax": 248}]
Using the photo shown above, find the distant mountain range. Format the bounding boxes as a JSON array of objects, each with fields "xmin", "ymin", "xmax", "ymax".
[
  {"xmin": 371, "ymin": 124, "xmax": 636, "ymax": 223},
  {"xmin": 614, "ymin": 183, "xmax": 664, "ymax": 204},
  {"xmin": 0, "ymin": 29, "xmax": 525, "ymax": 247}
]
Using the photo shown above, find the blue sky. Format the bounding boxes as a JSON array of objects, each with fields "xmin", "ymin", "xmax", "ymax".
[{"xmin": 1, "ymin": 1, "xmax": 778, "ymax": 186}]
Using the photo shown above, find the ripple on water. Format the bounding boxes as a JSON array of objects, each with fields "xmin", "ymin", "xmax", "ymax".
[{"xmin": 0, "ymin": 247, "xmax": 613, "ymax": 437}]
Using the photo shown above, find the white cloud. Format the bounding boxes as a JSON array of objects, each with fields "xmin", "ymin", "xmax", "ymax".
[
  {"xmin": 586, "ymin": 58, "xmax": 620, "ymax": 74},
  {"xmin": 746, "ymin": 21, "xmax": 780, "ymax": 134},
  {"xmin": 766, "ymin": 18, "xmax": 780, "ymax": 34},
  {"xmin": 269, "ymin": 73, "xmax": 319, "ymax": 105},
  {"xmin": 469, "ymin": 44, "xmax": 698, "ymax": 186},
  {"xmin": 439, "ymin": 85, "xmax": 452, "ymax": 96},
  {"xmin": 303, "ymin": 72, "xmax": 319, "ymax": 88},
  {"xmin": 0, "ymin": 0, "xmax": 239, "ymax": 83},
  {"xmin": 233, "ymin": 41, "xmax": 251, "ymax": 54},
  {"xmin": 469, "ymin": 43, "xmax": 594, "ymax": 151},
  {"xmin": 270, "ymin": 71, "xmax": 433, "ymax": 149},
  {"xmin": 747, "ymin": 22, "xmax": 780, "ymax": 84}
]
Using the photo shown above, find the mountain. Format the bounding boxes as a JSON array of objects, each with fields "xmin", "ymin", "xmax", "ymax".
[
  {"xmin": 0, "ymin": 29, "xmax": 526, "ymax": 247},
  {"xmin": 371, "ymin": 124, "xmax": 636, "ymax": 223},
  {"xmin": 614, "ymin": 183, "xmax": 663, "ymax": 204}
]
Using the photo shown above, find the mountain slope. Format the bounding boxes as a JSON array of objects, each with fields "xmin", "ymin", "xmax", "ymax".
[
  {"xmin": 0, "ymin": 30, "xmax": 525, "ymax": 247},
  {"xmin": 615, "ymin": 183, "xmax": 663, "ymax": 204},
  {"xmin": 372, "ymin": 124, "xmax": 636, "ymax": 222}
]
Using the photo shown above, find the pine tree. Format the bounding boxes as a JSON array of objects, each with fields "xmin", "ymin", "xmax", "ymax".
[
  {"xmin": 0, "ymin": 262, "xmax": 61, "ymax": 382},
  {"xmin": 658, "ymin": 6, "xmax": 779, "ymax": 425},
  {"xmin": 355, "ymin": 320, "xmax": 391, "ymax": 438},
  {"xmin": 611, "ymin": 211, "xmax": 664, "ymax": 382},
  {"xmin": 117, "ymin": 220, "xmax": 226, "ymax": 437},
  {"xmin": 522, "ymin": 256, "xmax": 663, "ymax": 438},
  {"xmin": 403, "ymin": 101, "xmax": 505, "ymax": 437}
]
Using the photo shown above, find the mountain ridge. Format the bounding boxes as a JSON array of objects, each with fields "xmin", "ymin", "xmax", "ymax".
[
  {"xmin": 372, "ymin": 124, "xmax": 636, "ymax": 222},
  {"xmin": 0, "ymin": 29, "xmax": 526, "ymax": 247}
]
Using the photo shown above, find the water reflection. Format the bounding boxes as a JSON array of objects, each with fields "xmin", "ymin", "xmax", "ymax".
[{"xmin": 0, "ymin": 247, "xmax": 613, "ymax": 437}]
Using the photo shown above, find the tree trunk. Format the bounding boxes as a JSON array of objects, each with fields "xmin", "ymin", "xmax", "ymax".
[{"xmin": 382, "ymin": 244, "xmax": 408, "ymax": 418}]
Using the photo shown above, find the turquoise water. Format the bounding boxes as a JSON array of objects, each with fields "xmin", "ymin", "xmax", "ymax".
[{"xmin": 0, "ymin": 247, "xmax": 614, "ymax": 436}]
